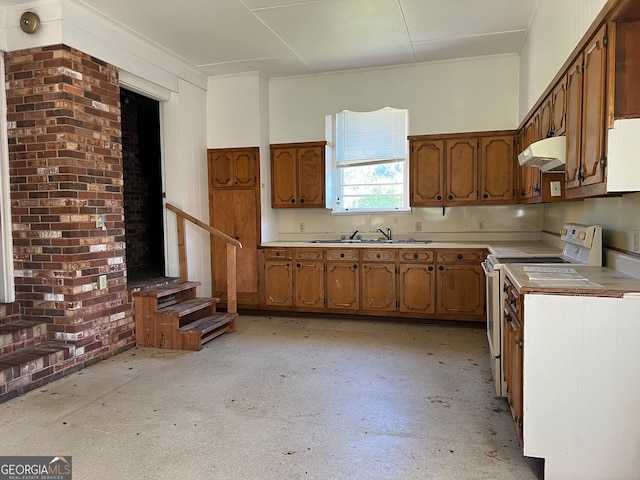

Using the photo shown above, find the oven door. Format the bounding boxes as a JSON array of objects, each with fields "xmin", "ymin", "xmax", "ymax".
[{"xmin": 482, "ymin": 260, "xmax": 504, "ymax": 396}]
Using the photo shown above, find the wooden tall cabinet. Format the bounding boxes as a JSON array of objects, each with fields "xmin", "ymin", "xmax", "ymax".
[
  {"xmin": 271, "ymin": 142, "xmax": 326, "ymax": 208},
  {"xmin": 208, "ymin": 147, "xmax": 261, "ymax": 307}
]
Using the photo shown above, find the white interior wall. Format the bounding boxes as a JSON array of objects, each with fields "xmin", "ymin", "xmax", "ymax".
[
  {"xmin": 268, "ymin": 54, "xmax": 544, "ymax": 239},
  {"xmin": 520, "ymin": 0, "xmax": 640, "ymax": 253},
  {"xmin": 162, "ymin": 80, "xmax": 211, "ymax": 294}
]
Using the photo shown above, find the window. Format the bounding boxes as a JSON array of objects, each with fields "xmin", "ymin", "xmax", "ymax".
[{"xmin": 327, "ymin": 107, "xmax": 409, "ymax": 213}]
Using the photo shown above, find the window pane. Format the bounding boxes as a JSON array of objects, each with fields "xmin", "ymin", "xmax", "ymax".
[
  {"xmin": 341, "ymin": 163, "xmax": 404, "ymax": 185},
  {"xmin": 342, "ymin": 195, "xmax": 403, "ymax": 210}
]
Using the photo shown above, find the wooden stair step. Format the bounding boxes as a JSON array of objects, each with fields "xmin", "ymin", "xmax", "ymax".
[
  {"xmin": 158, "ymin": 297, "xmax": 219, "ymax": 317},
  {"xmin": 133, "ymin": 280, "xmax": 201, "ymax": 299},
  {"xmin": 0, "ymin": 321, "xmax": 48, "ymax": 353},
  {"xmin": 178, "ymin": 313, "xmax": 238, "ymax": 351},
  {"xmin": 0, "ymin": 341, "xmax": 75, "ymax": 400}
]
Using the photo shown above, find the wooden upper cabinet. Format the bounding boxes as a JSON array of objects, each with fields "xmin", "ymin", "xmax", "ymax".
[
  {"xmin": 410, "ymin": 131, "xmax": 516, "ymax": 207},
  {"xmin": 551, "ymin": 76, "xmax": 567, "ymax": 137},
  {"xmin": 446, "ymin": 137, "xmax": 478, "ymax": 204},
  {"xmin": 271, "ymin": 142, "xmax": 326, "ymax": 208},
  {"xmin": 539, "ymin": 95, "xmax": 553, "ymax": 139},
  {"xmin": 410, "ymin": 139, "xmax": 445, "ymax": 206},
  {"xmin": 208, "ymin": 147, "xmax": 257, "ymax": 188},
  {"xmin": 580, "ymin": 24, "xmax": 608, "ymax": 189},
  {"xmin": 480, "ymin": 135, "xmax": 515, "ymax": 203},
  {"xmin": 565, "ymin": 25, "xmax": 608, "ymax": 194}
]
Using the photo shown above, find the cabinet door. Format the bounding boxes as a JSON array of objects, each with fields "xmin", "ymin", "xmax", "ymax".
[
  {"xmin": 208, "ymin": 149, "xmax": 256, "ymax": 187},
  {"xmin": 208, "ymin": 150, "xmax": 234, "ymax": 187},
  {"xmin": 435, "ymin": 264, "xmax": 484, "ymax": 319},
  {"xmin": 271, "ymin": 148, "xmax": 298, "ymax": 206},
  {"xmin": 410, "ymin": 140, "xmax": 445, "ymax": 206},
  {"xmin": 539, "ymin": 95, "xmax": 553, "ymax": 139},
  {"xmin": 297, "ymin": 146, "xmax": 325, "ymax": 207},
  {"xmin": 264, "ymin": 259, "xmax": 293, "ymax": 306},
  {"xmin": 580, "ymin": 25, "xmax": 607, "ymax": 188},
  {"xmin": 233, "ymin": 150, "xmax": 257, "ymax": 187},
  {"xmin": 551, "ymin": 76, "xmax": 567, "ymax": 136},
  {"xmin": 565, "ymin": 56, "xmax": 583, "ymax": 189},
  {"xmin": 361, "ymin": 263, "xmax": 397, "ymax": 312},
  {"xmin": 210, "ymin": 189, "xmax": 259, "ymax": 303},
  {"xmin": 446, "ymin": 138, "xmax": 478, "ymax": 204},
  {"xmin": 294, "ymin": 260, "xmax": 325, "ymax": 309},
  {"xmin": 398, "ymin": 264, "xmax": 435, "ymax": 314},
  {"xmin": 326, "ymin": 262, "xmax": 359, "ymax": 310},
  {"xmin": 480, "ymin": 135, "xmax": 515, "ymax": 203}
]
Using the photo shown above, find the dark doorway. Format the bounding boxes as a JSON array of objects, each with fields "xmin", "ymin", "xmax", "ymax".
[{"xmin": 121, "ymin": 88, "xmax": 165, "ymax": 285}]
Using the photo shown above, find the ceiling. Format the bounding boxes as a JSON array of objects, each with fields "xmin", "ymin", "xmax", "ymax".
[{"xmin": 2, "ymin": 0, "xmax": 539, "ymax": 78}]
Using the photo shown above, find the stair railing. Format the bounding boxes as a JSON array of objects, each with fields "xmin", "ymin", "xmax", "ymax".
[{"xmin": 165, "ymin": 203, "xmax": 242, "ymax": 314}]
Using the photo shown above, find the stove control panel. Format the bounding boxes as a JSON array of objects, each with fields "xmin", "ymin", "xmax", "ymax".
[{"xmin": 560, "ymin": 223, "xmax": 601, "ymax": 248}]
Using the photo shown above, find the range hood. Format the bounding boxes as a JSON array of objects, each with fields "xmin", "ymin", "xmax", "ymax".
[{"xmin": 518, "ymin": 136, "xmax": 566, "ymax": 172}]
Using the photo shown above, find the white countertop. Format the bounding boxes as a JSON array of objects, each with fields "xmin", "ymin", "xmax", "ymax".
[
  {"xmin": 503, "ymin": 263, "xmax": 640, "ymax": 296},
  {"xmin": 261, "ymin": 240, "xmax": 561, "ymax": 253}
]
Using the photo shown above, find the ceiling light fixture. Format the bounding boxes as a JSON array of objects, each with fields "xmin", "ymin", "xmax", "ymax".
[{"xmin": 19, "ymin": 11, "xmax": 40, "ymax": 34}]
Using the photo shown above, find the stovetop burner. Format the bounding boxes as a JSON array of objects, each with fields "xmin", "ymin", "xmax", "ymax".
[{"xmin": 493, "ymin": 256, "xmax": 571, "ymax": 264}]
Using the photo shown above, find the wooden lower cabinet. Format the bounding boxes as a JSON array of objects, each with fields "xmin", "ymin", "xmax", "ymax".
[
  {"xmin": 503, "ymin": 275, "xmax": 524, "ymax": 440},
  {"xmin": 263, "ymin": 250, "xmax": 293, "ymax": 307},
  {"xmin": 260, "ymin": 247, "xmax": 485, "ymax": 321},
  {"xmin": 325, "ymin": 249, "xmax": 360, "ymax": 310},
  {"xmin": 294, "ymin": 249, "xmax": 325, "ymax": 309},
  {"xmin": 435, "ymin": 250, "xmax": 485, "ymax": 321},
  {"xmin": 361, "ymin": 249, "xmax": 397, "ymax": 313},
  {"xmin": 398, "ymin": 250, "xmax": 435, "ymax": 314}
]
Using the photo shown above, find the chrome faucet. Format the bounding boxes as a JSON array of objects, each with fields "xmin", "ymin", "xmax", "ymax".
[
  {"xmin": 349, "ymin": 230, "xmax": 359, "ymax": 240},
  {"xmin": 377, "ymin": 227, "xmax": 392, "ymax": 240}
]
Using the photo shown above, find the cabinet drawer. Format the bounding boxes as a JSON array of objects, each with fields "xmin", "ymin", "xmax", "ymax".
[
  {"xmin": 436, "ymin": 249, "xmax": 485, "ymax": 263},
  {"xmin": 294, "ymin": 249, "xmax": 324, "ymax": 260},
  {"xmin": 503, "ymin": 276, "xmax": 522, "ymax": 320},
  {"xmin": 262, "ymin": 248, "xmax": 292, "ymax": 260},
  {"xmin": 326, "ymin": 249, "xmax": 359, "ymax": 261},
  {"xmin": 361, "ymin": 250, "xmax": 397, "ymax": 262},
  {"xmin": 399, "ymin": 250, "xmax": 433, "ymax": 262}
]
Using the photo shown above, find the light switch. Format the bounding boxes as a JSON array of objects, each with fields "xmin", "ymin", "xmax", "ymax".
[{"xmin": 550, "ymin": 181, "xmax": 562, "ymax": 197}]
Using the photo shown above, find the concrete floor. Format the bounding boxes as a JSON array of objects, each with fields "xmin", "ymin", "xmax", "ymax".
[{"xmin": 0, "ymin": 315, "xmax": 540, "ymax": 480}]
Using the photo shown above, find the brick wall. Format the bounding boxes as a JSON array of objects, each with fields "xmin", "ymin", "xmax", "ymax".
[{"xmin": 4, "ymin": 45, "xmax": 134, "ymax": 362}]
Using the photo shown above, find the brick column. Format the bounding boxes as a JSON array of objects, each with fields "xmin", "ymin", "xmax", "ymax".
[{"xmin": 5, "ymin": 45, "xmax": 134, "ymax": 361}]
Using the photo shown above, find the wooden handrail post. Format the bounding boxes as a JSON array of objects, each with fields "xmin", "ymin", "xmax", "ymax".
[
  {"xmin": 226, "ymin": 244, "xmax": 237, "ymax": 314},
  {"xmin": 176, "ymin": 215, "xmax": 188, "ymax": 281}
]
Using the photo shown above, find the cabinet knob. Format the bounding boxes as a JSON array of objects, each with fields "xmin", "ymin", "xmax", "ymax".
[
  {"xmin": 457, "ymin": 254, "xmax": 463, "ymax": 260},
  {"xmin": 436, "ymin": 195, "xmax": 442, "ymax": 200},
  {"xmin": 296, "ymin": 263, "xmax": 301, "ymax": 268},
  {"xmin": 483, "ymin": 193, "xmax": 488, "ymax": 199},
  {"xmin": 300, "ymin": 198, "xmax": 305, "ymax": 203},
  {"xmin": 448, "ymin": 195, "xmax": 453, "ymax": 200},
  {"xmin": 340, "ymin": 253, "xmax": 345, "ymax": 258},
  {"xmin": 376, "ymin": 253, "xmax": 381, "ymax": 259},
  {"xmin": 518, "ymin": 339, "xmax": 523, "ymax": 348},
  {"xmin": 505, "ymin": 312, "xmax": 512, "ymax": 323},
  {"xmin": 353, "ymin": 264, "xmax": 358, "ymax": 270},
  {"xmin": 413, "ymin": 253, "xmax": 419, "ymax": 259},
  {"xmin": 290, "ymin": 198, "xmax": 296, "ymax": 203},
  {"xmin": 428, "ymin": 266, "xmax": 433, "ymax": 271},
  {"xmin": 439, "ymin": 266, "xmax": 444, "ymax": 271}
]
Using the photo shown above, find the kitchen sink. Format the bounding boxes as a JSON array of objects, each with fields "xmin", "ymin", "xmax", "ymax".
[{"xmin": 310, "ymin": 239, "xmax": 431, "ymax": 244}]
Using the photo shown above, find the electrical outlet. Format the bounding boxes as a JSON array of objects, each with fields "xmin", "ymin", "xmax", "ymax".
[
  {"xmin": 299, "ymin": 222, "xmax": 305, "ymax": 232},
  {"xmin": 98, "ymin": 275, "xmax": 107, "ymax": 290},
  {"xmin": 634, "ymin": 229, "xmax": 639, "ymax": 252},
  {"xmin": 415, "ymin": 221, "xmax": 422, "ymax": 232},
  {"xmin": 478, "ymin": 219, "xmax": 485, "ymax": 231},
  {"xmin": 96, "ymin": 214, "xmax": 106, "ymax": 229}
]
